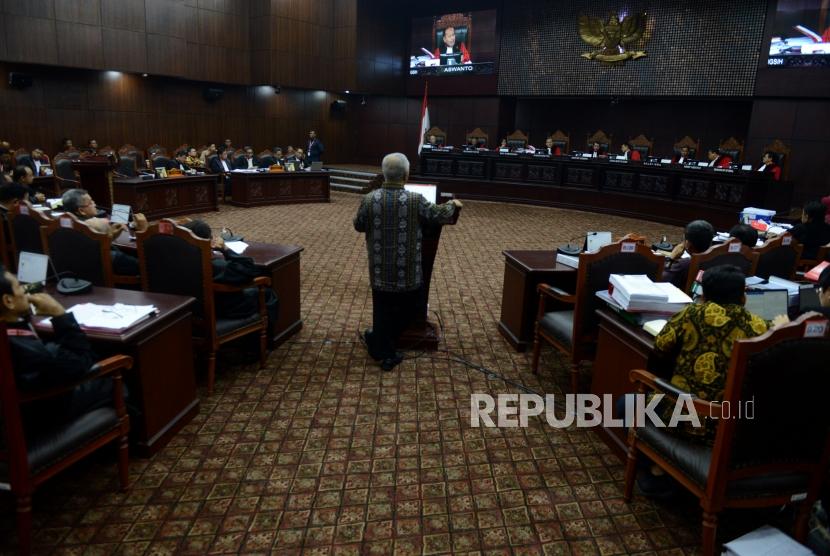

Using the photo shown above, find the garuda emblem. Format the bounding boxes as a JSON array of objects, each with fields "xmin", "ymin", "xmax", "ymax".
[{"xmin": 578, "ymin": 12, "xmax": 648, "ymax": 64}]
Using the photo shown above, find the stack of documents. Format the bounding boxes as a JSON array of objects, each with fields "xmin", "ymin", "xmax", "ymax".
[
  {"xmin": 722, "ymin": 525, "xmax": 812, "ymax": 555},
  {"xmin": 609, "ymin": 274, "xmax": 692, "ymax": 313},
  {"xmin": 595, "ymin": 290, "xmax": 673, "ymax": 325},
  {"xmin": 751, "ymin": 275, "xmax": 800, "ymax": 302},
  {"xmin": 555, "ymin": 252, "xmax": 579, "ymax": 268},
  {"xmin": 46, "ymin": 303, "xmax": 158, "ymax": 331}
]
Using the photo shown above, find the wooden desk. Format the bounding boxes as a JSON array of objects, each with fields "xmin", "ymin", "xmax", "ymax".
[
  {"xmin": 113, "ymin": 174, "xmax": 218, "ymax": 220},
  {"xmin": 592, "ymin": 308, "xmax": 657, "ymax": 458},
  {"xmin": 499, "ymin": 250, "xmax": 577, "ymax": 351},
  {"xmin": 417, "ymin": 151, "xmax": 793, "ymax": 229},
  {"xmin": 244, "ymin": 242, "xmax": 304, "ymax": 346},
  {"xmin": 229, "ymin": 171, "xmax": 330, "ymax": 207},
  {"xmin": 34, "ymin": 287, "xmax": 199, "ymax": 458},
  {"xmin": 112, "ymin": 237, "xmax": 304, "ymax": 347}
]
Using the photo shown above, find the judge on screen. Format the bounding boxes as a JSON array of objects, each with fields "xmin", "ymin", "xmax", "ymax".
[{"xmin": 433, "ymin": 26, "xmax": 471, "ymax": 65}]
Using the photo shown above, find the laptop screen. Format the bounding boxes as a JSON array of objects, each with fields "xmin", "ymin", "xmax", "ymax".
[
  {"xmin": 17, "ymin": 252, "xmax": 49, "ymax": 285},
  {"xmin": 745, "ymin": 289, "xmax": 789, "ymax": 321},
  {"xmin": 110, "ymin": 203, "xmax": 132, "ymax": 224},
  {"xmin": 585, "ymin": 232, "xmax": 613, "ymax": 253},
  {"xmin": 404, "ymin": 184, "xmax": 437, "ymax": 204}
]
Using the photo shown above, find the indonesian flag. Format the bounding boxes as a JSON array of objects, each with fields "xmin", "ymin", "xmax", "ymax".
[{"xmin": 417, "ymin": 82, "xmax": 430, "ymax": 155}]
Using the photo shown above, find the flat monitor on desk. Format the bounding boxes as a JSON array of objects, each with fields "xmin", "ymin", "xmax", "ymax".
[
  {"xmin": 799, "ymin": 284, "xmax": 821, "ymax": 312},
  {"xmin": 404, "ymin": 183, "xmax": 437, "ymax": 204},
  {"xmin": 17, "ymin": 252, "xmax": 49, "ymax": 285},
  {"xmin": 585, "ymin": 231, "xmax": 613, "ymax": 252},
  {"xmin": 745, "ymin": 289, "xmax": 789, "ymax": 321}
]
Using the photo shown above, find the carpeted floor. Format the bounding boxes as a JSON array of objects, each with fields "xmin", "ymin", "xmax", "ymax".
[{"xmin": 1, "ymin": 193, "xmax": 773, "ymax": 554}]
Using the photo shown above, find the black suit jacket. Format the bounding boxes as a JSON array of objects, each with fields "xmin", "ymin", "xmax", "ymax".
[
  {"xmin": 234, "ymin": 156, "xmax": 260, "ymax": 170},
  {"xmin": 307, "ymin": 139, "xmax": 324, "ymax": 162},
  {"xmin": 209, "ymin": 156, "xmax": 233, "ymax": 174}
]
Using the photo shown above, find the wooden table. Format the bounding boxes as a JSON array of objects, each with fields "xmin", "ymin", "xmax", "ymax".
[
  {"xmin": 499, "ymin": 250, "xmax": 577, "ymax": 351},
  {"xmin": 229, "ymin": 170, "xmax": 330, "ymax": 207},
  {"xmin": 113, "ymin": 174, "xmax": 218, "ymax": 220},
  {"xmin": 244, "ymin": 242, "xmax": 304, "ymax": 346},
  {"xmin": 34, "ymin": 287, "xmax": 199, "ymax": 457},
  {"xmin": 113, "ymin": 236, "xmax": 304, "ymax": 347},
  {"xmin": 592, "ymin": 308, "xmax": 660, "ymax": 458}
]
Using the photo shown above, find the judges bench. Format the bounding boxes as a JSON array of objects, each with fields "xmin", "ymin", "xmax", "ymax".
[{"xmin": 416, "ymin": 151, "xmax": 792, "ymax": 230}]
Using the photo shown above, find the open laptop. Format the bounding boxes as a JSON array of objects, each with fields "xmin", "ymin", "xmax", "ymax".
[
  {"xmin": 404, "ymin": 183, "xmax": 437, "ymax": 204},
  {"xmin": 17, "ymin": 251, "xmax": 50, "ymax": 286},
  {"xmin": 745, "ymin": 289, "xmax": 789, "ymax": 321},
  {"xmin": 585, "ymin": 231, "xmax": 613, "ymax": 253},
  {"xmin": 110, "ymin": 203, "xmax": 132, "ymax": 225},
  {"xmin": 799, "ymin": 284, "xmax": 821, "ymax": 312}
]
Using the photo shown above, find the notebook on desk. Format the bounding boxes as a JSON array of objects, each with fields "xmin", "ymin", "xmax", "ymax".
[{"xmin": 745, "ymin": 289, "xmax": 789, "ymax": 321}]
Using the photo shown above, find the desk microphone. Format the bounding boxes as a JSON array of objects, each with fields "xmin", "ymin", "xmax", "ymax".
[
  {"xmin": 557, "ymin": 233, "xmax": 591, "ymax": 256},
  {"xmin": 652, "ymin": 235, "xmax": 673, "ymax": 252}
]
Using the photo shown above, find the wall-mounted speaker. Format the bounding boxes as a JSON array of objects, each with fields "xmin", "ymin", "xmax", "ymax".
[
  {"xmin": 9, "ymin": 72, "xmax": 33, "ymax": 89},
  {"xmin": 203, "ymin": 87, "xmax": 224, "ymax": 102},
  {"xmin": 330, "ymin": 99, "xmax": 347, "ymax": 113}
]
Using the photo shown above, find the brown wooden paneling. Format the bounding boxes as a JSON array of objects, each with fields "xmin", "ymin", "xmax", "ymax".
[
  {"xmin": 54, "ymin": 0, "xmax": 100, "ymax": 25},
  {"xmin": 101, "ymin": 0, "xmax": 145, "ymax": 31},
  {"xmin": 4, "ymin": 15, "xmax": 58, "ymax": 64},
  {"xmin": 102, "ymin": 28, "xmax": 147, "ymax": 73},
  {"xmin": 146, "ymin": 34, "xmax": 188, "ymax": 77},
  {"xmin": 56, "ymin": 22, "xmax": 104, "ymax": 68},
  {"xmin": 3, "ymin": 0, "xmax": 55, "ymax": 18}
]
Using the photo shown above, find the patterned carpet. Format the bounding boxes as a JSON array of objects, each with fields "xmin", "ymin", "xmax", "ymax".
[{"xmin": 0, "ymin": 193, "xmax": 779, "ymax": 554}]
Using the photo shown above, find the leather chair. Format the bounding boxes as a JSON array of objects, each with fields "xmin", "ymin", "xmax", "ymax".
[
  {"xmin": 136, "ymin": 220, "xmax": 270, "ymax": 395},
  {"xmin": 424, "ymin": 126, "xmax": 446, "ymax": 146},
  {"xmin": 434, "ymin": 13, "xmax": 472, "ymax": 53},
  {"xmin": 7, "ymin": 201, "xmax": 51, "ymax": 266},
  {"xmin": 587, "ymin": 130, "xmax": 612, "ymax": 153},
  {"xmin": 673, "ymin": 136, "xmax": 701, "ymax": 159},
  {"xmin": 0, "ymin": 324, "xmax": 131, "ymax": 555},
  {"xmin": 754, "ymin": 234, "xmax": 803, "ymax": 280},
  {"xmin": 683, "ymin": 240, "xmax": 759, "ymax": 294},
  {"xmin": 623, "ymin": 312, "xmax": 830, "ymax": 556},
  {"xmin": 718, "ymin": 136, "xmax": 744, "ymax": 162},
  {"xmin": 506, "ymin": 129, "xmax": 529, "ymax": 150},
  {"xmin": 116, "ymin": 154, "xmax": 139, "ymax": 177},
  {"xmin": 465, "ymin": 128, "xmax": 489, "ymax": 148},
  {"xmin": 150, "ymin": 155, "xmax": 170, "ymax": 171},
  {"xmin": 146, "ymin": 144, "xmax": 167, "ymax": 159},
  {"xmin": 628, "ymin": 134, "xmax": 653, "ymax": 158},
  {"xmin": 41, "ymin": 214, "xmax": 139, "ymax": 287},
  {"xmin": 531, "ymin": 239, "xmax": 664, "ymax": 393},
  {"xmin": 762, "ymin": 139, "xmax": 791, "ymax": 180},
  {"xmin": 258, "ymin": 153, "xmax": 276, "ymax": 168},
  {"xmin": 549, "ymin": 130, "xmax": 570, "ymax": 154},
  {"xmin": 52, "ymin": 156, "xmax": 80, "ymax": 189}
]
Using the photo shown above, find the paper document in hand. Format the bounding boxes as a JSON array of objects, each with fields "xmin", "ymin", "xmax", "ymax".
[
  {"xmin": 224, "ymin": 241, "xmax": 248, "ymax": 255},
  {"xmin": 62, "ymin": 303, "xmax": 158, "ymax": 330}
]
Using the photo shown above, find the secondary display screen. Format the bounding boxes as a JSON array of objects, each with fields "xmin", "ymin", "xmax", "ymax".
[
  {"xmin": 409, "ymin": 10, "xmax": 498, "ymax": 77},
  {"xmin": 768, "ymin": 0, "xmax": 830, "ymax": 67}
]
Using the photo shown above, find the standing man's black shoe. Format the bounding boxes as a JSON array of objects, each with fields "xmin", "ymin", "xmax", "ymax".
[
  {"xmin": 381, "ymin": 353, "xmax": 404, "ymax": 372},
  {"xmin": 360, "ymin": 329, "xmax": 382, "ymax": 361}
]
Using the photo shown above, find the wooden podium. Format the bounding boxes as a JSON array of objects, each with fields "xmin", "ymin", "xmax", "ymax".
[
  {"xmin": 72, "ymin": 156, "xmax": 115, "ymax": 208},
  {"xmin": 398, "ymin": 206, "xmax": 461, "ymax": 350}
]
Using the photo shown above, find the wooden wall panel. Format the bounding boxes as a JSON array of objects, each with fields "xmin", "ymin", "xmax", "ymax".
[
  {"xmin": 56, "ymin": 22, "xmax": 104, "ymax": 68},
  {"xmin": 0, "ymin": 62, "xmax": 349, "ymax": 164},
  {"xmin": 54, "ymin": 0, "xmax": 100, "ymax": 25},
  {"xmin": 103, "ymin": 28, "xmax": 148, "ymax": 73},
  {"xmin": 3, "ymin": 0, "xmax": 55, "ymax": 18},
  {"xmin": 4, "ymin": 15, "xmax": 58, "ymax": 64},
  {"xmin": 101, "ymin": 0, "xmax": 145, "ymax": 31}
]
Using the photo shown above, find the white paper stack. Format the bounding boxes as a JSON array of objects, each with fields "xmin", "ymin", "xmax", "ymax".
[
  {"xmin": 722, "ymin": 525, "xmax": 812, "ymax": 555},
  {"xmin": 555, "ymin": 252, "xmax": 579, "ymax": 268},
  {"xmin": 609, "ymin": 274, "xmax": 692, "ymax": 314},
  {"xmin": 65, "ymin": 303, "xmax": 158, "ymax": 330}
]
